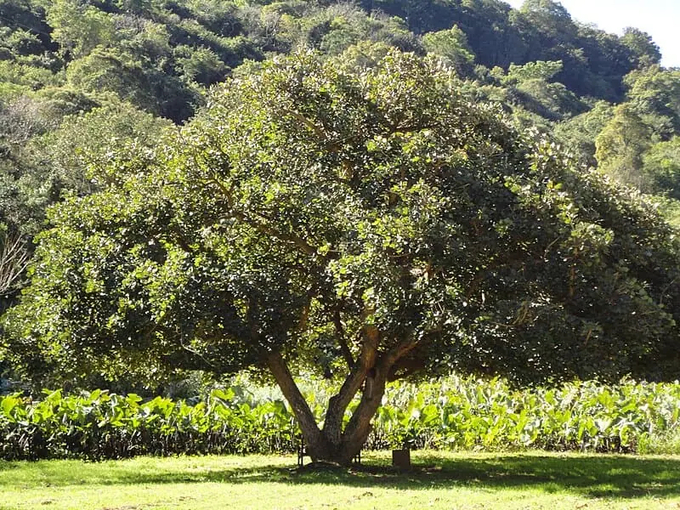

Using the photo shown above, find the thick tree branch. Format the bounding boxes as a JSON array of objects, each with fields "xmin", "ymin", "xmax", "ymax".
[
  {"xmin": 281, "ymin": 109, "xmax": 329, "ymax": 142},
  {"xmin": 207, "ymin": 175, "xmax": 318, "ymax": 256},
  {"xmin": 339, "ymin": 337, "xmax": 419, "ymax": 457},
  {"xmin": 265, "ymin": 350, "xmax": 323, "ymax": 448},
  {"xmin": 333, "ymin": 308, "xmax": 354, "ymax": 368},
  {"xmin": 322, "ymin": 325, "xmax": 379, "ymax": 445},
  {"xmin": 233, "ymin": 210, "xmax": 317, "ymax": 255}
]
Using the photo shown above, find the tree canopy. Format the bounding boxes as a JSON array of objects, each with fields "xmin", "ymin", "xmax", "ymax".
[
  {"xmin": 1, "ymin": 0, "xmax": 678, "ymax": 314},
  {"xmin": 5, "ymin": 50, "xmax": 680, "ymax": 463}
]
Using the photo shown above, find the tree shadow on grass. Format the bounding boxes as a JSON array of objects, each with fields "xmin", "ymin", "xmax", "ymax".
[
  {"xmin": 283, "ymin": 454, "xmax": 680, "ymax": 500},
  {"xmin": 3, "ymin": 453, "xmax": 680, "ymax": 501}
]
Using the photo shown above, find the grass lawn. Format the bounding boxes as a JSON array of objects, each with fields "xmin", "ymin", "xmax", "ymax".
[{"xmin": 2, "ymin": 451, "xmax": 680, "ymax": 509}]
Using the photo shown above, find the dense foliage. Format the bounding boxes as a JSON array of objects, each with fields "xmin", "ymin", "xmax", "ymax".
[
  {"xmin": 0, "ymin": 0, "xmax": 678, "ymax": 312},
  {"xmin": 0, "ymin": 0, "xmax": 659, "ymax": 113},
  {"xmin": 4, "ymin": 50, "xmax": 680, "ymax": 464},
  {"xmin": 2, "ymin": 376, "xmax": 679, "ymax": 460},
  {"xmin": 373, "ymin": 376, "xmax": 680, "ymax": 453},
  {"xmin": 1, "ymin": 0, "xmax": 679, "ymax": 329},
  {"xmin": 0, "ymin": 387, "xmax": 297, "ymax": 460},
  {"xmin": 2, "ymin": 0, "xmax": 680, "ymax": 464}
]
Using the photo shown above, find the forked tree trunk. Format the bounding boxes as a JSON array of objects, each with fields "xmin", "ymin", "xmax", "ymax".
[{"xmin": 265, "ymin": 334, "xmax": 416, "ymax": 466}]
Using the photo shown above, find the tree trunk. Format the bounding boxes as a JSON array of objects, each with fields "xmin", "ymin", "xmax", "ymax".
[
  {"xmin": 265, "ymin": 336, "xmax": 417, "ymax": 466},
  {"xmin": 264, "ymin": 351, "xmax": 326, "ymax": 458},
  {"xmin": 298, "ymin": 379, "xmax": 387, "ymax": 465},
  {"xmin": 322, "ymin": 325, "xmax": 379, "ymax": 448}
]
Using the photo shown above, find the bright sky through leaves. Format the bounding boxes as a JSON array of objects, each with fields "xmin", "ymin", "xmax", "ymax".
[{"xmin": 505, "ymin": 0, "xmax": 679, "ymax": 68}]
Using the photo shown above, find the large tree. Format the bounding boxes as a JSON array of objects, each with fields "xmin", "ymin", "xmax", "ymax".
[{"xmin": 4, "ymin": 50, "xmax": 680, "ymax": 464}]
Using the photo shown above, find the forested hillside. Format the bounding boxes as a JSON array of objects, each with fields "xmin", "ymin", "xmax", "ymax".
[{"xmin": 1, "ymin": 0, "xmax": 680, "ymax": 388}]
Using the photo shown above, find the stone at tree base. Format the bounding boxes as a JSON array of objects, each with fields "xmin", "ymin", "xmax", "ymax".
[{"xmin": 392, "ymin": 449, "xmax": 411, "ymax": 469}]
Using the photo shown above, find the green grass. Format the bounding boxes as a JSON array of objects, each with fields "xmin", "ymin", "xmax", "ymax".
[{"xmin": 2, "ymin": 451, "xmax": 680, "ymax": 509}]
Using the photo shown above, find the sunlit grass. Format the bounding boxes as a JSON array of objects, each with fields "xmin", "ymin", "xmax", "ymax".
[{"xmin": 2, "ymin": 451, "xmax": 680, "ymax": 509}]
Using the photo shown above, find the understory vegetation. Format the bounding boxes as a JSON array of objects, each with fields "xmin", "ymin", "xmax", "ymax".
[{"xmin": 2, "ymin": 375, "xmax": 679, "ymax": 461}]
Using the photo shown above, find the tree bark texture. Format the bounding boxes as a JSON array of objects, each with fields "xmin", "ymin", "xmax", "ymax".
[{"xmin": 265, "ymin": 331, "xmax": 418, "ymax": 466}]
